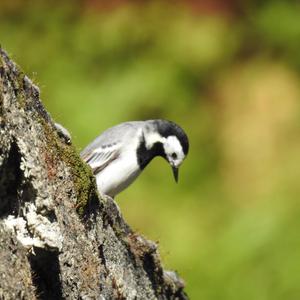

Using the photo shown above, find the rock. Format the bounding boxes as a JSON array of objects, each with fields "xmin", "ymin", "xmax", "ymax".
[{"xmin": 0, "ymin": 48, "xmax": 188, "ymax": 300}]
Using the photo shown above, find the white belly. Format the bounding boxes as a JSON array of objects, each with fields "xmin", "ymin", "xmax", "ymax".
[{"xmin": 95, "ymin": 155, "xmax": 141, "ymax": 197}]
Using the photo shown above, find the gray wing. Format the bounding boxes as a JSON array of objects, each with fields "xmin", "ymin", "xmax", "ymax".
[
  {"xmin": 81, "ymin": 144, "xmax": 121, "ymax": 174},
  {"xmin": 80, "ymin": 121, "xmax": 144, "ymax": 174}
]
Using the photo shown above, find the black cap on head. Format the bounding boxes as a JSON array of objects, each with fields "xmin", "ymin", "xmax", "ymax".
[{"xmin": 153, "ymin": 120, "xmax": 189, "ymax": 155}]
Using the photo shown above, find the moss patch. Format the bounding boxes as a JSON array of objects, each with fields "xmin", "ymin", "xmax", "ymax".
[
  {"xmin": 60, "ymin": 142, "xmax": 99, "ymax": 216},
  {"xmin": 0, "ymin": 53, "xmax": 3, "ymax": 68},
  {"xmin": 15, "ymin": 70, "xmax": 26, "ymax": 108},
  {"xmin": 0, "ymin": 92, "xmax": 4, "ymax": 125},
  {"xmin": 38, "ymin": 118, "xmax": 99, "ymax": 216},
  {"xmin": 0, "ymin": 53, "xmax": 6, "ymax": 121}
]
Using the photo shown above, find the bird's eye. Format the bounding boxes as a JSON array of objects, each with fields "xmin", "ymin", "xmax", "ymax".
[{"xmin": 171, "ymin": 152, "xmax": 177, "ymax": 159}]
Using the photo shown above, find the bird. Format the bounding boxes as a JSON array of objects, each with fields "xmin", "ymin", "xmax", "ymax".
[{"xmin": 80, "ymin": 119, "xmax": 189, "ymax": 198}]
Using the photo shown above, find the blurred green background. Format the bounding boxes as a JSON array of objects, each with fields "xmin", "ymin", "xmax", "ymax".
[{"xmin": 1, "ymin": 0, "xmax": 300, "ymax": 298}]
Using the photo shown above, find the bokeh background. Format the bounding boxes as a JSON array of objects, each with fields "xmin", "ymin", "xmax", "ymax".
[{"xmin": 1, "ymin": 0, "xmax": 300, "ymax": 298}]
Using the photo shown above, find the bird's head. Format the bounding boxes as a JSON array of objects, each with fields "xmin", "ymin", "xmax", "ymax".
[
  {"xmin": 162, "ymin": 134, "xmax": 188, "ymax": 182},
  {"xmin": 153, "ymin": 120, "xmax": 189, "ymax": 182}
]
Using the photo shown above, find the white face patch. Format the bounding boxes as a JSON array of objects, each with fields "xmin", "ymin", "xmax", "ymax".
[
  {"xmin": 163, "ymin": 135, "xmax": 185, "ymax": 167},
  {"xmin": 145, "ymin": 131, "xmax": 165, "ymax": 150}
]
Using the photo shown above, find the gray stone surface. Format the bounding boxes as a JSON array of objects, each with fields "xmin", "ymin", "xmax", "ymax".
[{"xmin": 0, "ymin": 48, "xmax": 188, "ymax": 300}]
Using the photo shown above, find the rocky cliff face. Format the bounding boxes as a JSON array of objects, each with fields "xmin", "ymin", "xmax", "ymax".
[{"xmin": 0, "ymin": 48, "xmax": 187, "ymax": 300}]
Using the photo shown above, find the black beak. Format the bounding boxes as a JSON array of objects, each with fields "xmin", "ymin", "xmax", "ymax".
[{"xmin": 172, "ymin": 166, "xmax": 179, "ymax": 183}]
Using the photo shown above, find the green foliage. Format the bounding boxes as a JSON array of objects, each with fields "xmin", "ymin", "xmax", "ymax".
[
  {"xmin": 250, "ymin": 1, "xmax": 300, "ymax": 68},
  {"xmin": 1, "ymin": 2, "xmax": 300, "ymax": 299}
]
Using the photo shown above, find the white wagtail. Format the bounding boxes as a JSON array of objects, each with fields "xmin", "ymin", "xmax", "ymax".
[{"xmin": 80, "ymin": 119, "xmax": 189, "ymax": 198}]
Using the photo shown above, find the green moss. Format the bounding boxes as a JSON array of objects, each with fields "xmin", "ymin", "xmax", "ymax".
[
  {"xmin": 0, "ymin": 54, "xmax": 5, "ymax": 119},
  {"xmin": 39, "ymin": 117, "xmax": 99, "ymax": 216},
  {"xmin": 0, "ymin": 92, "xmax": 3, "ymax": 122},
  {"xmin": 0, "ymin": 53, "xmax": 3, "ymax": 68},
  {"xmin": 60, "ymin": 142, "xmax": 99, "ymax": 216},
  {"xmin": 14, "ymin": 69, "xmax": 26, "ymax": 108}
]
